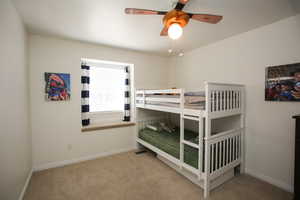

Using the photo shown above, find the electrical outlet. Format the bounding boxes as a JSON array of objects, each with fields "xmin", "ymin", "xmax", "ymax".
[{"xmin": 67, "ymin": 144, "xmax": 72, "ymax": 151}]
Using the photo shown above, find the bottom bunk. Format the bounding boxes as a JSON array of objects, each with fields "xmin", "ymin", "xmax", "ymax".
[
  {"xmin": 138, "ymin": 121, "xmax": 242, "ymax": 174},
  {"xmin": 136, "ymin": 136, "xmax": 236, "ymax": 190},
  {"xmin": 139, "ymin": 127, "xmax": 200, "ymax": 169}
]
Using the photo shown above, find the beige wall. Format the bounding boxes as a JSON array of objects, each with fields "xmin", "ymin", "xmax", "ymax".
[
  {"xmin": 28, "ymin": 35, "xmax": 170, "ymax": 169},
  {"xmin": 168, "ymin": 15, "xmax": 300, "ymax": 191},
  {"xmin": 0, "ymin": 0, "xmax": 32, "ymax": 199}
]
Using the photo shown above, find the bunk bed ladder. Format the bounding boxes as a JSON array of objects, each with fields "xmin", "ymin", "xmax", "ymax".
[
  {"xmin": 180, "ymin": 114, "xmax": 203, "ymax": 179},
  {"xmin": 179, "ymin": 88, "xmax": 203, "ymax": 180}
]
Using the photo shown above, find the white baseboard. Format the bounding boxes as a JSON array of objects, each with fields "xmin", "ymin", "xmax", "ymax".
[
  {"xmin": 18, "ymin": 169, "xmax": 33, "ymax": 200},
  {"xmin": 245, "ymin": 168, "xmax": 293, "ymax": 193},
  {"xmin": 33, "ymin": 147, "xmax": 136, "ymax": 172}
]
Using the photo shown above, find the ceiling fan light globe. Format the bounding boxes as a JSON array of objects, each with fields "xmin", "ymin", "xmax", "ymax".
[{"xmin": 168, "ymin": 23, "xmax": 183, "ymax": 40}]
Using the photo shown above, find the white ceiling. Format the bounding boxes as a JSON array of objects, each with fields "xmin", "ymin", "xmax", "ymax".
[{"xmin": 12, "ymin": 0, "xmax": 297, "ymax": 56}]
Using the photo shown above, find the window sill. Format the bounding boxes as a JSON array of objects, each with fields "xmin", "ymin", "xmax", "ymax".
[{"xmin": 82, "ymin": 121, "xmax": 136, "ymax": 132}]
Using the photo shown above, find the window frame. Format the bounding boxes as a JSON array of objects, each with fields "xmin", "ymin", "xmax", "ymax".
[{"xmin": 81, "ymin": 58, "xmax": 135, "ymax": 126}]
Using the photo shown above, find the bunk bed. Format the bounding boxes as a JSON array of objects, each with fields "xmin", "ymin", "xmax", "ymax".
[{"xmin": 135, "ymin": 82, "xmax": 245, "ymax": 198}]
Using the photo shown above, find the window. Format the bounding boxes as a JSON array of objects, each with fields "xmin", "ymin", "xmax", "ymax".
[
  {"xmin": 89, "ymin": 66, "xmax": 125, "ymax": 112},
  {"xmin": 81, "ymin": 59, "xmax": 133, "ymax": 127}
]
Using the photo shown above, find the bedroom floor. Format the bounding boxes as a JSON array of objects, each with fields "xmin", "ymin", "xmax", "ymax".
[{"xmin": 24, "ymin": 151, "xmax": 292, "ymax": 200}]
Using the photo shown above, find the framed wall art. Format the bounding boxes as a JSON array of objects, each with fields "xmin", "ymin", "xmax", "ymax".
[
  {"xmin": 45, "ymin": 72, "xmax": 71, "ymax": 101},
  {"xmin": 265, "ymin": 63, "xmax": 300, "ymax": 101}
]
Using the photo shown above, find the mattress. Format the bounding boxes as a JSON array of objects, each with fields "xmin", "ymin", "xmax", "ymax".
[
  {"xmin": 138, "ymin": 127, "xmax": 199, "ymax": 169},
  {"xmin": 146, "ymin": 101, "xmax": 205, "ymax": 110},
  {"xmin": 145, "ymin": 91, "xmax": 206, "ymax": 110}
]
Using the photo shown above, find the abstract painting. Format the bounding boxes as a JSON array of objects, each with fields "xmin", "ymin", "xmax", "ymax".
[{"xmin": 45, "ymin": 72, "xmax": 71, "ymax": 101}]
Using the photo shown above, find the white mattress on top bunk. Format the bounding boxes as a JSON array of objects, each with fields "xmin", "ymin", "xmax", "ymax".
[
  {"xmin": 144, "ymin": 91, "xmax": 206, "ymax": 110},
  {"xmin": 145, "ymin": 102, "xmax": 205, "ymax": 109}
]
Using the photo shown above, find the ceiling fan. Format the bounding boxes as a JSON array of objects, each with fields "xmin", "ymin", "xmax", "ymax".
[{"xmin": 125, "ymin": 0, "xmax": 223, "ymax": 40}]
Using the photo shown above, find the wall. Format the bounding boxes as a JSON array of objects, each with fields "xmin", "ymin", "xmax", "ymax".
[
  {"xmin": 0, "ymin": 0, "xmax": 32, "ymax": 199},
  {"xmin": 29, "ymin": 34, "xmax": 170, "ymax": 169},
  {"xmin": 168, "ymin": 15, "xmax": 300, "ymax": 191}
]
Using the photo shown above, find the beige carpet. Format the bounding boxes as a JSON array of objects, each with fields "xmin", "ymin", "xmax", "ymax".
[{"xmin": 24, "ymin": 151, "xmax": 292, "ymax": 200}]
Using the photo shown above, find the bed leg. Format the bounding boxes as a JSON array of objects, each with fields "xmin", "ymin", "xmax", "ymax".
[
  {"xmin": 240, "ymin": 121, "xmax": 245, "ymax": 174},
  {"xmin": 135, "ymin": 143, "xmax": 147, "ymax": 155},
  {"xmin": 135, "ymin": 150, "xmax": 147, "ymax": 155},
  {"xmin": 204, "ymin": 177, "xmax": 210, "ymax": 199},
  {"xmin": 240, "ymin": 161, "xmax": 245, "ymax": 174}
]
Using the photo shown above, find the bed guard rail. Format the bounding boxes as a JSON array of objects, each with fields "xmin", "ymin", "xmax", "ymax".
[
  {"xmin": 205, "ymin": 82, "xmax": 245, "ymax": 118},
  {"xmin": 205, "ymin": 127, "xmax": 242, "ymax": 178}
]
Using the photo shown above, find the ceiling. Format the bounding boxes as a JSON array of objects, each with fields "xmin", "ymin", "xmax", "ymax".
[{"xmin": 12, "ymin": 0, "xmax": 297, "ymax": 56}]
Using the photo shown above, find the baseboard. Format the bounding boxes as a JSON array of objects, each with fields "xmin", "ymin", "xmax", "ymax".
[
  {"xmin": 245, "ymin": 168, "xmax": 293, "ymax": 193},
  {"xmin": 33, "ymin": 147, "xmax": 136, "ymax": 172},
  {"xmin": 18, "ymin": 169, "xmax": 33, "ymax": 200}
]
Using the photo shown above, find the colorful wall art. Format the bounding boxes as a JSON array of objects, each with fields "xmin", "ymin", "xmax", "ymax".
[
  {"xmin": 45, "ymin": 72, "xmax": 71, "ymax": 101},
  {"xmin": 265, "ymin": 63, "xmax": 300, "ymax": 101}
]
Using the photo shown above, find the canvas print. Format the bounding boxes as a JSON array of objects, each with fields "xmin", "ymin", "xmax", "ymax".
[
  {"xmin": 265, "ymin": 63, "xmax": 300, "ymax": 101},
  {"xmin": 45, "ymin": 72, "xmax": 71, "ymax": 101}
]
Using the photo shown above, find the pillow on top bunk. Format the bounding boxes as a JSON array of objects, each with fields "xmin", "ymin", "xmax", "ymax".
[
  {"xmin": 185, "ymin": 96, "xmax": 205, "ymax": 104},
  {"xmin": 184, "ymin": 91, "xmax": 205, "ymax": 96},
  {"xmin": 184, "ymin": 91, "xmax": 206, "ymax": 104}
]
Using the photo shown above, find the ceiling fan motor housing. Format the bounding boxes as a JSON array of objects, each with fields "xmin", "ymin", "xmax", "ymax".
[{"xmin": 163, "ymin": 10, "xmax": 190, "ymax": 28}]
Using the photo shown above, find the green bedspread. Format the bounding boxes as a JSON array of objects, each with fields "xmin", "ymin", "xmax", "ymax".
[{"xmin": 138, "ymin": 127, "xmax": 199, "ymax": 169}]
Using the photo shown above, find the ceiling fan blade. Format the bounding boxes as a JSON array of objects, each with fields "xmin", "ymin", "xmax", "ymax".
[
  {"xmin": 175, "ymin": 0, "xmax": 190, "ymax": 10},
  {"xmin": 160, "ymin": 26, "xmax": 168, "ymax": 36},
  {"xmin": 125, "ymin": 8, "xmax": 167, "ymax": 15},
  {"xmin": 190, "ymin": 14, "xmax": 223, "ymax": 24}
]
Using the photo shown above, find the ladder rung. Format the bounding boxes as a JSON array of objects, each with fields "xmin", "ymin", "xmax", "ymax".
[
  {"xmin": 183, "ymin": 115, "xmax": 199, "ymax": 121},
  {"xmin": 182, "ymin": 140, "xmax": 199, "ymax": 149}
]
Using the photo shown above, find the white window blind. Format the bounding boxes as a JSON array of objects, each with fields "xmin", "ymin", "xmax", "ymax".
[{"xmin": 89, "ymin": 66, "xmax": 125, "ymax": 112}]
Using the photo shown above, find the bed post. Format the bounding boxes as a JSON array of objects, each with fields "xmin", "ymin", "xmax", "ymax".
[
  {"xmin": 180, "ymin": 89, "xmax": 185, "ymax": 169},
  {"xmin": 135, "ymin": 89, "xmax": 139, "ymax": 150},
  {"xmin": 198, "ymin": 116, "xmax": 204, "ymax": 180},
  {"xmin": 135, "ymin": 90, "xmax": 146, "ymax": 153},
  {"xmin": 204, "ymin": 82, "xmax": 211, "ymax": 199},
  {"xmin": 240, "ymin": 87, "xmax": 246, "ymax": 174}
]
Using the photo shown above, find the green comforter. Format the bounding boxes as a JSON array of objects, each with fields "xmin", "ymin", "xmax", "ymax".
[{"xmin": 139, "ymin": 128, "xmax": 199, "ymax": 169}]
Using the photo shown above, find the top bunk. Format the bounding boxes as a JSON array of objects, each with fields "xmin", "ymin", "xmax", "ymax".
[{"xmin": 135, "ymin": 82, "xmax": 245, "ymax": 119}]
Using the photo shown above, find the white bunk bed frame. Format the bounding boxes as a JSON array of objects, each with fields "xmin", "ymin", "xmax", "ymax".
[{"xmin": 135, "ymin": 82, "xmax": 245, "ymax": 198}]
